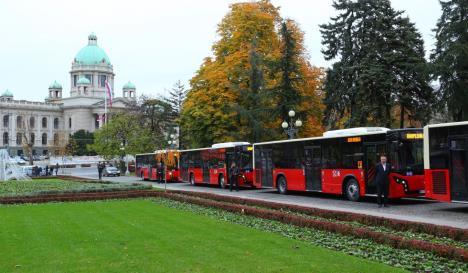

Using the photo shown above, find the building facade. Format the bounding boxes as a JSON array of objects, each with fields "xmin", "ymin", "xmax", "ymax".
[{"xmin": 0, "ymin": 33, "xmax": 137, "ymax": 156}]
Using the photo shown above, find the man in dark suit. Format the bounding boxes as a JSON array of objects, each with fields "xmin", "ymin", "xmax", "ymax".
[
  {"xmin": 375, "ymin": 155, "xmax": 391, "ymax": 207},
  {"xmin": 229, "ymin": 161, "xmax": 239, "ymax": 192}
]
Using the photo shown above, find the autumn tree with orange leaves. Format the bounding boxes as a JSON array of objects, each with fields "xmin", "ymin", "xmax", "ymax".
[{"xmin": 180, "ymin": 0, "xmax": 324, "ymax": 148}]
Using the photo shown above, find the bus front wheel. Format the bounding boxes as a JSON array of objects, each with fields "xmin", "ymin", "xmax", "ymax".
[
  {"xmin": 277, "ymin": 176, "xmax": 288, "ymax": 195},
  {"xmin": 345, "ymin": 179, "xmax": 360, "ymax": 202}
]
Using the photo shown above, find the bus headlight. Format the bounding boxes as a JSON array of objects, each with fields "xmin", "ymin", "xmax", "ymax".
[{"xmin": 395, "ymin": 178, "xmax": 408, "ymax": 192}]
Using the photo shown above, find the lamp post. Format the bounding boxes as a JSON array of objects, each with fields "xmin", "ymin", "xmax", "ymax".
[
  {"xmin": 281, "ymin": 109, "xmax": 302, "ymax": 139},
  {"xmin": 120, "ymin": 142, "xmax": 129, "ymax": 175},
  {"xmin": 167, "ymin": 133, "xmax": 177, "ymax": 150}
]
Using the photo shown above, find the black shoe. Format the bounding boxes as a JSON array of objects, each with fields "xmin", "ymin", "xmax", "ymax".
[{"xmin": 378, "ymin": 204, "xmax": 382, "ymax": 208}]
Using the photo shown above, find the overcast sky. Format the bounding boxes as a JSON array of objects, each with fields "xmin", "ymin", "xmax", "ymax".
[{"xmin": 0, "ymin": 0, "xmax": 441, "ymax": 101}]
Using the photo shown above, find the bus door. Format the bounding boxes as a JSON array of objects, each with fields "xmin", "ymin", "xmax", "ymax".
[
  {"xmin": 202, "ymin": 160, "xmax": 210, "ymax": 183},
  {"xmin": 304, "ymin": 146, "xmax": 322, "ymax": 191},
  {"xmin": 259, "ymin": 149, "xmax": 273, "ymax": 187},
  {"xmin": 363, "ymin": 142, "xmax": 387, "ymax": 194},
  {"xmin": 448, "ymin": 137, "xmax": 468, "ymax": 202}
]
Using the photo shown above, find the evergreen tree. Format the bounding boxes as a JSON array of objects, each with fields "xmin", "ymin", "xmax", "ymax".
[
  {"xmin": 165, "ymin": 80, "xmax": 187, "ymax": 121},
  {"xmin": 431, "ymin": 0, "xmax": 468, "ymax": 121},
  {"xmin": 274, "ymin": 20, "xmax": 303, "ymax": 121},
  {"xmin": 321, "ymin": 0, "xmax": 433, "ymax": 128},
  {"xmin": 230, "ymin": 40, "xmax": 274, "ymax": 142}
]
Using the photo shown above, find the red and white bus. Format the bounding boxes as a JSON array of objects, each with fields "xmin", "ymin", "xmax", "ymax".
[
  {"xmin": 253, "ymin": 127, "xmax": 425, "ymax": 201},
  {"xmin": 135, "ymin": 150, "xmax": 180, "ymax": 182},
  {"xmin": 179, "ymin": 142, "xmax": 254, "ymax": 188},
  {"xmin": 424, "ymin": 121, "xmax": 468, "ymax": 203}
]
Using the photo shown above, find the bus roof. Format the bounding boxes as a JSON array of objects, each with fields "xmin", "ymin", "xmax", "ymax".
[
  {"xmin": 424, "ymin": 121, "xmax": 468, "ymax": 129},
  {"xmin": 323, "ymin": 127, "xmax": 389, "ymax": 137},
  {"xmin": 254, "ymin": 128, "xmax": 390, "ymax": 146},
  {"xmin": 211, "ymin": 142, "xmax": 250, "ymax": 149}
]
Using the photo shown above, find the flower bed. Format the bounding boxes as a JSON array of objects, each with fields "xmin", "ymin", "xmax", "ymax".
[
  {"xmin": 170, "ymin": 190, "xmax": 468, "ymax": 243},
  {"xmin": 159, "ymin": 192, "xmax": 468, "ymax": 263}
]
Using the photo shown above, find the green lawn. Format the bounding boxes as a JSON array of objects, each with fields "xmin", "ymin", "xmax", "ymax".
[
  {"xmin": 0, "ymin": 199, "xmax": 406, "ymax": 273},
  {"xmin": 0, "ymin": 178, "xmax": 144, "ymax": 197}
]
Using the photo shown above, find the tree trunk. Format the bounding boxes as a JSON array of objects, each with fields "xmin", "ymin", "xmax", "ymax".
[{"xmin": 400, "ymin": 104, "xmax": 405, "ymax": 129}]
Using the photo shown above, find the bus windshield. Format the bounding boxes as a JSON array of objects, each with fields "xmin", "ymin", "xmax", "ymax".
[
  {"xmin": 239, "ymin": 151, "xmax": 253, "ymax": 170},
  {"xmin": 393, "ymin": 140, "xmax": 424, "ymax": 175}
]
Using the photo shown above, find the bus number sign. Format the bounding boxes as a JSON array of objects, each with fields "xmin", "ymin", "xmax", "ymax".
[
  {"xmin": 406, "ymin": 133, "xmax": 423, "ymax": 139},
  {"xmin": 347, "ymin": 137, "xmax": 361, "ymax": 143}
]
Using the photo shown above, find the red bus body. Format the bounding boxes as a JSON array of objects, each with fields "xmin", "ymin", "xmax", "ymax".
[
  {"xmin": 180, "ymin": 142, "xmax": 254, "ymax": 188},
  {"xmin": 424, "ymin": 121, "xmax": 468, "ymax": 203},
  {"xmin": 135, "ymin": 150, "xmax": 180, "ymax": 182},
  {"xmin": 253, "ymin": 128, "xmax": 425, "ymax": 201}
]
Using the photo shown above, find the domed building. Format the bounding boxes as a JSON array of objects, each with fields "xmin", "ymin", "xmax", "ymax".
[{"xmin": 0, "ymin": 33, "xmax": 136, "ymax": 156}]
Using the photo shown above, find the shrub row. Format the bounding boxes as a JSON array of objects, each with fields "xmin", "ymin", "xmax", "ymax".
[
  {"xmin": 159, "ymin": 192, "xmax": 468, "ymax": 263},
  {"xmin": 0, "ymin": 190, "xmax": 155, "ymax": 204},
  {"xmin": 170, "ymin": 190, "xmax": 468, "ymax": 243}
]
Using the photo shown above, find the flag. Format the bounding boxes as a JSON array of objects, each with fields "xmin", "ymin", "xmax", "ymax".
[{"xmin": 105, "ymin": 80, "xmax": 113, "ymax": 108}]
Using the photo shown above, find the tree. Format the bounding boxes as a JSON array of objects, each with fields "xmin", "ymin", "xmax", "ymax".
[
  {"xmin": 69, "ymin": 130, "xmax": 95, "ymax": 156},
  {"xmin": 165, "ymin": 80, "xmax": 187, "ymax": 120},
  {"xmin": 138, "ymin": 97, "xmax": 173, "ymax": 149},
  {"xmin": 431, "ymin": 0, "xmax": 468, "ymax": 121},
  {"xmin": 180, "ymin": 0, "xmax": 324, "ymax": 147},
  {"xmin": 164, "ymin": 80, "xmax": 187, "ymax": 148},
  {"xmin": 89, "ymin": 113, "xmax": 155, "ymax": 159},
  {"xmin": 320, "ymin": 0, "xmax": 433, "ymax": 128}
]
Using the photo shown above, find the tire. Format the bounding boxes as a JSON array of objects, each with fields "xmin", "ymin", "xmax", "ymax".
[
  {"xmin": 219, "ymin": 174, "xmax": 225, "ymax": 188},
  {"xmin": 345, "ymin": 178, "xmax": 360, "ymax": 202},
  {"xmin": 277, "ymin": 176, "xmax": 288, "ymax": 195},
  {"xmin": 190, "ymin": 173, "xmax": 195, "ymax": 185}
]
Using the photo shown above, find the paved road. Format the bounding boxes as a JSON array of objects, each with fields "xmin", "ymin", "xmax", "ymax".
[{"xmin": 68, "ymin": 166, "xmax": 468, "ymax": 229}]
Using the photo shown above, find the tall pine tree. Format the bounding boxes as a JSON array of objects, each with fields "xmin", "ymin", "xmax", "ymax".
[
  {"xmin": 431, "ymin": 0, "xmax": 468, "ymax": 121},
  {"xmin": 321, "ymin": 0, "xmax": 432, "ymax": 128}
]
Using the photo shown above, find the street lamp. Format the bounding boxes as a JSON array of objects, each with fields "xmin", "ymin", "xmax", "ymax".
[
  {"xmin": 282, "ymin": 109, "xmax": 302, "ymax": 139},
  {"xmin": 168, "ymin": 133, "xmax": 177, "ymax": 150},
  {"xmin": 120, "ymin": 142, "xmax": 129, "ymax": 175}
]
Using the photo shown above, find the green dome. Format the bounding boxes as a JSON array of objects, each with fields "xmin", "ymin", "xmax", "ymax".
[
  {"xmin": 74, "ymin": 33, "xmax": 111, "ymax": 65},
  {"xmin": 49, "ymin": 80, "xmax": 62, "ymax": 89},
  {"xmin": 123, "ymin": 81, "xmax": 136, "ymax": 89},
  {"xmin": 1, "ymin": 89, "xmax": 13, "ymax": 97},
  {"xmin": 77, "ymin": 76, "xmax": 91, "ymax": 85}
]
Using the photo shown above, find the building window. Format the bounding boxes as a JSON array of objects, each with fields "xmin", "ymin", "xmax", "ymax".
[
  {"xmin": 3, "ymin": 115, "xmax": 9, "ymax": 128},
  {"xmin": 42, "ymin": 117, "xmax": 47, "ymax": 128},
  {"xmin": 99, "ymin": 75, "xmax": 107, "ymax": 87},
  {"xmin": 16, "ymin": 133, "xmax": 22, "ymax": 145},
  {"xmin": 29, "ymin": 116, "xmax": 35, "ymax": 128},
  {"xmin": 2, "ymin": 132, "xmax": 8, "ymax": 145},
  {"xmin": 42, "ymin": 133, "xmax": 47, "ymax": 145},
  {"xmin": 54, "ymin": 133, "xmax": 59, "ymax": 146},
  {"xmin": 55, "ymin": 91, "xmax": 59, "ymax": 97},
  {"xmin": 74, "ymin": 75, "xmax": 78, "ymax": 87},
  {"xmin": 69, "ymin": 117, "xmax": 72, "ymax": 129},
  {"xmin": 85, "ymin": 74, "xmax": 93, "ymax": 85},
  {"xmin": 30, "ymin": 133, "xmax": 35, "ymax": 144},
  {"xmin": 94, "ymin": 114, "xmax": 99, "ymax": 129},
  {"xmin": 54, "ymin": 118, "xmax": 59, "ymax": 129},
  {"xmin": 43, "ymin": 150, "xmax": 48, "ymax": 156},
  {"xmin": 16, "ymin": 116, "xmax": 23, "ymax": 129}
]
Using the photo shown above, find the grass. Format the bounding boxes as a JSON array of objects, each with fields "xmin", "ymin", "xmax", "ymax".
[
  {"xmin": 0, "ymin": 178, "xmax": 144, "ymax": 197},
  {"xmin": 0, "ymin": 199, "xmax": 407, "ymax": 273}
]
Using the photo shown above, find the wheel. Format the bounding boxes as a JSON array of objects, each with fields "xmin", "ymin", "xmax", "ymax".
[
  {"xmin": 277, "ymin": 176, "xmax": 288, "ymax": 194},
  {"xmin": 345, "ymin": 178, "xmax": 360, "ymax": 202},
  {"xmin": 219, "ymin": 174, "xmax": 225, "ymax": 188},
  {"xmin": 190, "ymin": 173, "xmax": 195, "ymax": 185}
]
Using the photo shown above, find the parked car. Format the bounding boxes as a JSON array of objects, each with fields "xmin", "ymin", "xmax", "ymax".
[
  {"xmin": 103, "ymin": 166, "xmax": 120, "ymax": 177},
  {"xmin": 13, "ymin": 157, "xmax": 27, "ymax": 165}
]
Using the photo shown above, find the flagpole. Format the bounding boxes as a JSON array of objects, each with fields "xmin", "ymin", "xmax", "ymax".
[{"xmin": 104, "ymin": 89, "xmax": 107, "ymax": 125}]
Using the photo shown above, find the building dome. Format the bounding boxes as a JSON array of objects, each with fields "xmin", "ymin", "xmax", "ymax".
[
  {"xmin": 1, "ymin": 89, "xmax": 13, "ymax": 97},
  {"xmin": 123, "ymin": 81, "xmax": 136, "ymax": 89},
  {"xmin": 74, "ymin": 33, "xmax": 111, "ymax": 65},
  {"xmin": 77, "ymin": 76, "xmax": 91, "ymax": 85},
  {"xmin": 49, "ymin": 80, "xmax": 62, "ymax": 89}
]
